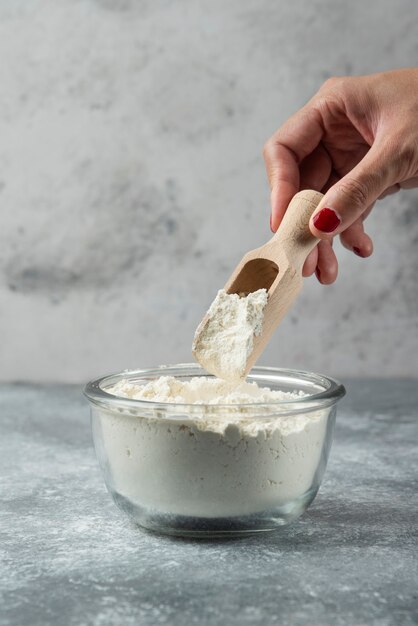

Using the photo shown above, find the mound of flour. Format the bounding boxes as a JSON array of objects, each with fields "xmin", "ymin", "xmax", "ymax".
[
  {"xmin": 110, "ymin": 375, "xmax": 304, "ymax": 405},
  {"xmin": 192, "ymin": 289, "xmax": 268, "ymax": 381}
]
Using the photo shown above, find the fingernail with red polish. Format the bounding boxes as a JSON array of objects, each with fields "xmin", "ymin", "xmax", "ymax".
[
  {"xmin": 312, "ymin": 207, "xmax": 341, "ymax": 233},
  {"xmin": 353, "ymin": 246, "xmax": 363, "ymax": 257}
]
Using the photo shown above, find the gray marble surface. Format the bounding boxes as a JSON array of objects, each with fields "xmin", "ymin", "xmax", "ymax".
[
  {"xmin": 1, "ymin": 381, "xmax": 417, "ymax": 626},
  {"xmin": 1, "ymin": 1, "xmax": 418, "ymax": 382}
]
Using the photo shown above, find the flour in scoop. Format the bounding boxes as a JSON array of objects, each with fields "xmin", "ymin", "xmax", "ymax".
[{"xmin": 192, "ymin": 288, "xmax": 268, "ymax": 381}]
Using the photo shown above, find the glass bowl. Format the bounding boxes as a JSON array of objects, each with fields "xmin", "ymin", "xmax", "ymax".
[{"xmin": 84, "ymin": 364, "xmax": 345, "ymax": 538}]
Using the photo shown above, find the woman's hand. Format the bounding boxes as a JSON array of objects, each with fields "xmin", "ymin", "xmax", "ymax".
[{"xmin": 263, "ymin": 68, "xmax": 418, "ymax": 283}]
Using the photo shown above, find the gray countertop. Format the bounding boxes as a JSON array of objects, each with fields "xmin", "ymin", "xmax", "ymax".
[{"xmin": 1, "ymin": 380, "xmax": 417, "ymax": 626}]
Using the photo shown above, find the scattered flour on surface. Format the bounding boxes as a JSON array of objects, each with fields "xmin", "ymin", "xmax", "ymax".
[{"xmin": 192, "ymin": 288, "xmax": 268, "ymax": 381}]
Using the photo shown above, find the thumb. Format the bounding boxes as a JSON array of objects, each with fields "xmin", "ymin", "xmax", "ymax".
[{"xmin": 309, "ymin": 144, "xmax": 396, "ymax": 238}]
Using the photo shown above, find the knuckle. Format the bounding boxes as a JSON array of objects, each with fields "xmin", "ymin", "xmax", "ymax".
[
  {"xmin": 379, "ymin": 135, "xmax": 417, "ymax": 181},
  {"xmin": 322, "ymin": 75, "xmax": 339, "ymax": 89},
  {"xmin": 262, "ymin": 139, "xmax": 273, "ymax": 160},
  {"xmin": 321, "ymin": 75, "xmax": 348, "ymax": 92},
  {"xmin": 400, "ymin": 142, "xmax": 418, "ymax": 177},
  {"xmin": 337, "ymin": 177, "xmax": 369, "ymax": 208}
]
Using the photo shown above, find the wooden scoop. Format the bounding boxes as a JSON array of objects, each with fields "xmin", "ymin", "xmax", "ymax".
[{"xmin": 193, "ymin": 189, "xmax": 323, "ymax": 378}]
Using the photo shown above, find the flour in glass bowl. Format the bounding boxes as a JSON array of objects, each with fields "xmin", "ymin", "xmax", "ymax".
[
  {"xmin": 99, "ymin": 374, "xmax": 330, "ymax": 518},
  {"xmin": 110, "ymin": 374, "xmax": 304, "ymax": 405}
]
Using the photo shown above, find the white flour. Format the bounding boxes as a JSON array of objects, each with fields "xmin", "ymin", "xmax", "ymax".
[
  {"xmin": 192, "ymin": 289, "xmax": 268, "ymax": 381},
  {"xmin": 99, "ymin": 376, "xmax": 329, "ymax": 518},
  {"xmin": 109, "ymin": 375, "xmax": 305, "ymax": 406}
]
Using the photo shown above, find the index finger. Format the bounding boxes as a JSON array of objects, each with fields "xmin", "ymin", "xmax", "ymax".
[{"xmin": 263, "ymin": 106, "xmax": 324, "ymax": 229}]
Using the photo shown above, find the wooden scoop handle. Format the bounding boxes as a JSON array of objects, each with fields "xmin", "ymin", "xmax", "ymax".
[{"xmin": 272, "ymin": 189, "xmax": 324, "ymax": 271}]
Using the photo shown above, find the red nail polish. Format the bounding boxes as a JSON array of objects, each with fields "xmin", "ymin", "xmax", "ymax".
[
  {"xmin": 353, "ymin": 246, "xmax": 363, "ymax": 257},
  {"xmin": 313, "ymin": 207, "xmax": 341, "ymax": 233}
]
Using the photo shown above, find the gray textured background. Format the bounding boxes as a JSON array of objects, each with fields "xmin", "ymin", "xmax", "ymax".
[{"xmin": 1, "ymin": 0, "xmax": 417, "ymax": 383}]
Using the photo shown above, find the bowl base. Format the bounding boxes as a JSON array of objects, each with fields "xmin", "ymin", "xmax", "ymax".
[{"xmin": 111, "ymin": 487, "xmax": 319, "ymax": 539}]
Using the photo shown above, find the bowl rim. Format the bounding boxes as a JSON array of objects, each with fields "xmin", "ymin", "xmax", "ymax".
[{"xmin": 83, "ymin": 363, "xmax": 346, "ymax": 415}]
